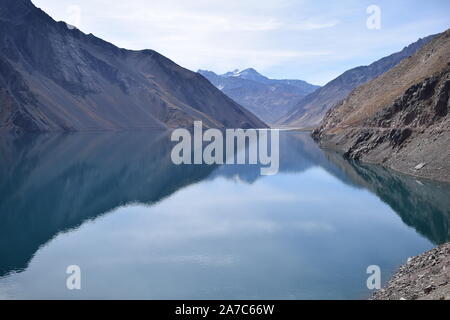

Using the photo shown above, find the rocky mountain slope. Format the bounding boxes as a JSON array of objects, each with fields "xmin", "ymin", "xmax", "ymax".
[
  {"xmin": 0, "ymin": 0, "xmax": 266, "ymax": 134},
  {"xmin": 371, "ymin": 242, "xmax": 450, "ymax": 300},
  {"xmin": 278, "ymin": 35, "xmax": 436, "ymax": 129},
  {"xmin": 198, "ymin": 68, "xmax": 319, "ymax": 123},
  {"xmin": 313, "ymin": 29, "xmax": 450, "ymax": 183}
]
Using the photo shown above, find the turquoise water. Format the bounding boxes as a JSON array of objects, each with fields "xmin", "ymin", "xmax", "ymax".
[{"xmin": 0, "ymin": 131, "xmax": 448, "ymax": 299}]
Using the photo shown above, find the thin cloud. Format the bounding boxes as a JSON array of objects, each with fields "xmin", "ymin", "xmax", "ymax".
[
  {"xmin": 32, "ymin": 0, "xmax": 450, "ymax": 85},
  {"xmin": 289, "ymin": 19, "xmax": 340, "ymax": 30}
]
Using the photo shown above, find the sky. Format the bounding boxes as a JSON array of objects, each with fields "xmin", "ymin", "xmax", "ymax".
[{"xmin": 31, "ymin": 0, "xmax": 450, "ymax": 86}]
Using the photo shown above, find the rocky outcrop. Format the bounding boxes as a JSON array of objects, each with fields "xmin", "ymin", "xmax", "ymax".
[
  {"xmin": 278, "ymin": 35, "xmax": 435, "ymax": 129},
  {"xmin": 313, "ymin": 29, "xmax": 450, "ymax": 183},
  {"xmin": 371, "ymin": 242, "xmax": 450, "ymax": 300},
  {"xmin": 0, "ymin": 0, "xmax": 267, "ymax": 133},
  {"xmin": 198, "ymin": 68, "xmax": 319, "ymax": 124}
]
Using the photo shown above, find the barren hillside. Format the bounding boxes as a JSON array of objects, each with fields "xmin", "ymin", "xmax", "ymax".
[{"xmin": 313, "ymin": 29, "xmax": 450, "ymax": 183}]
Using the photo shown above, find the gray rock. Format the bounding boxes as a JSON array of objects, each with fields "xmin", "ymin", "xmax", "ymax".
[
  {"xmin": 371, "ymin": 243, "xmax": 450, "ymax": 300},
  {"xmin": 415, "ymin": 163, "xmax": 427, "ymax": 170}
]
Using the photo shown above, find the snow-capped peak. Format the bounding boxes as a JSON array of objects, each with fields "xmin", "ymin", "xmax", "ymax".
[{"xmin": 222, "ymin": 68, "xmax": 269, "ymax": 83}]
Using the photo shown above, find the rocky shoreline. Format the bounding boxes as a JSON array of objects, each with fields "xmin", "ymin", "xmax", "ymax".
[
  {"xmin": 312, "ymin": 30, "xmax": 450, "ymax": 184},
  {"xmin": 312, "ymin": 66, "xmax": 450, "ymax": 184},
  {"xmin": 371, "ymin": 242, "xmax": 450, "ymax": 300}
]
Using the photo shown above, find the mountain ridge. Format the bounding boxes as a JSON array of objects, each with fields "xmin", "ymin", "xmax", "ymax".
[
  {"xmin": 0, "ymin": 0, "xmax": 267, "ymax": 133},
  {"xmin": 198, "ymin": 68, "xmax": 319, "ymax": 123},
  {"xmin": 278, "ymin": 34, "xmax": 437, "ymax": 128}
]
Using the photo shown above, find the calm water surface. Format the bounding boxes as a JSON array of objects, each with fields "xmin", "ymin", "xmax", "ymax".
[{"xmin": 0, "ymin": 131, "xmax": 449, "ymax": 299}]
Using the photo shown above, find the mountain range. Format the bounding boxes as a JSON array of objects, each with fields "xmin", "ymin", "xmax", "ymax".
[
  {"xmin": 0, "ymin": 0, "xmax": 266, "ymax": 134},
  {"xmin": 198, "ymin": 68, "xmax": 319, "ymax": 123},
  {"xmin": 313, "ymin": 29, "xmax": 450, "ymax": 183},
  {"xmin": 278, "ymin": 35, "xmax": 436, "ymax": 129}
]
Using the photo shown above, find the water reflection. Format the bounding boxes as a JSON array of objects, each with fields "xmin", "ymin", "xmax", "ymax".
[
  {"xmin": 0, "ymin": 131, "xmax": 448, "ymax": 299},
  {"xmin": 0, "ymin": 132, "xmax": 216, "ymax": 277},
  {"xmin": 321, "ymin": 150, "xmax": 450, "ymax": 245}
]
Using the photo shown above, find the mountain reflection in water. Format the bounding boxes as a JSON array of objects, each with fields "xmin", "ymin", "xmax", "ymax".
[{"xmin": 0, "ymin": 131, "xmax": 448, "ymax": 299}]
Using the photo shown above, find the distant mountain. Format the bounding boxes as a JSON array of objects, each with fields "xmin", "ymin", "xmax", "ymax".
[
  {"xmin": 0, "ymin": 0, "xmax": 266, "ymax": 133},
  {"xmin": 198, "ymin": 68, "xmax": 319, "ymax": 123},
  {"xmin": 313, "ymin": 29, "xmax": 450, "ymax": 183},
  {"xmin": 278, "ymin": 35, "xmax": 436, "ymax": 129},
  {"xmin": 223, "ymin": 68, "xmax": 271, "ymax": 83}
]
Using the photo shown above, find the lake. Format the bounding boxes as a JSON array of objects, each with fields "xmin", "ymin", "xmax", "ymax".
[{"xmin": 0, "ymin": 131, "xmax": 449, "ymax": 299}]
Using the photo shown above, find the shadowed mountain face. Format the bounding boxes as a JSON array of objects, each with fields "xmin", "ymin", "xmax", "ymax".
[
  {"xmin": 0, "ymin": 131, "xmax": 449, "ymax": 277},
  {"xmin": 0, "ymin": 0, "xmax": 267, "ymax": 133},
  {"xmin": 278, "ymin": 35, "xmax": 436, "ymax": 129},
  {"xmin": 198, "ymin": 69, "xmax": 319, "ymax": 124}
]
